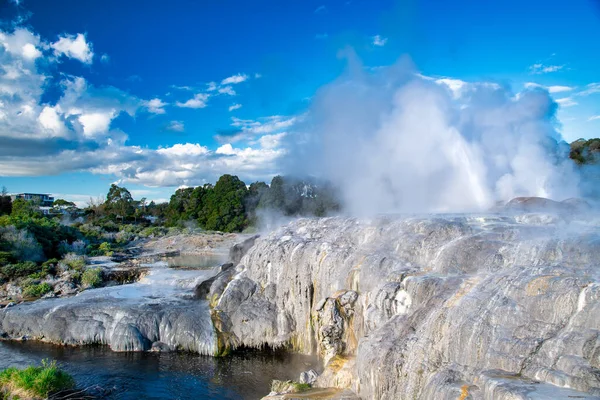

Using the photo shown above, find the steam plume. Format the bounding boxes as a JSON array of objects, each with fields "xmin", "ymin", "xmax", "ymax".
[{"xmin": 285, "ymin": 56, "xmax": 580, "ymax": 215}]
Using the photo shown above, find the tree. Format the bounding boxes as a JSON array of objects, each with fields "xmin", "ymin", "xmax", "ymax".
[
  {"xmin": 204, "ymin": 175, "xmax": 248, "ymax": 232},
  {"xmin": 53, "ymin": 199, "xmax": 76, "ymax": 208},
  {"xmin": 0, "ymin": 186, "xmax": 11, "ymax": 216},
  {"xmin": 258, "ymin": 176, "xmax": 285, "ymax": 211},
  {"xmin": 105, "ymin": 184, "xmax": 134, "ymax": 221},
  {"xmin": 11, "ymin": 199, "xmax": 40, "ymax": 219}
]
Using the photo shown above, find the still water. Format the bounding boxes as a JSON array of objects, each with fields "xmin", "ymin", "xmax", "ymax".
[{"xmin": 0, "ymin": 341, "xmax": 317, "ymax": 399}]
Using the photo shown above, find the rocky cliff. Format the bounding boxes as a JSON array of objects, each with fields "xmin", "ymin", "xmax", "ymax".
[
  {"xmin": 2, "ymin": 207, "xmax": 600, "ymax": 399},
  {"xmin": 212, "ymin": 211, "xmax": 600, "ymax": 399}
]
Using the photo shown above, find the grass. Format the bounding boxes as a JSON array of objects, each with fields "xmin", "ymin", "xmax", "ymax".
[{"xmin": 0, "ymin": 359, "xmax": 75, "ymax": 400}]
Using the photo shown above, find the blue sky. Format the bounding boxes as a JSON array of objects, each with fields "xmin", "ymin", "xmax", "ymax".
[{"xmin": 0, "ymin": 0, "xmax": 599, "ymax": 205}]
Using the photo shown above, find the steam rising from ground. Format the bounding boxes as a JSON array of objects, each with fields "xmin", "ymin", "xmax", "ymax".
[{"xmin": 285, "ymin": 57, "xmax": 580, "ymax": 215}]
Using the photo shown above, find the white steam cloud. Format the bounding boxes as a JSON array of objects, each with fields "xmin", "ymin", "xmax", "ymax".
[{"xmin": 285, "ymin": 57, "xmax": 580, "ymax": 215}]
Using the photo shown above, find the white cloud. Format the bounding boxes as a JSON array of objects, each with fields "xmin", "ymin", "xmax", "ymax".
[
  {"xmin": 314, "ymin": 5, "xmax": 326, "ymax": 13},
  {"xmin": 143, "ymin": 98, "xmax": 167, "ymax": 114},
  {"xmin": 176, "ymin": 93, "xmax": 209, "ymax": 109},
  {"xmin": 578, "ymin": 83, "xmax": 600, "ymax": 96},
  {"xmin": 216, "ymin": 115, "xmax": 297, "ymax": 144},
  {"xmin": 51, "ymin": 33, "xmax": 94, "ymax": 64},
  {"xmin": 156, "ymin": 143, "xmax": 209, "ymax": 157},
  {"xmin": 524, "ymin": 82, "xmax": 574, "ymax": 93},
  {"xmin": 232, "ymin": 115, "xmax": 296, "ymax": 135},
  {"xmin": 100, "ymin": 54, "xmax": 110, "ymax": 63},
  {"xmin": 529, "ymin": 63, "xmax": 564, "ymax": 74},
  {"xmin": 229, "ymin": 103, "xmax": 242, "ymax": 112},
  {"xmin": 435, "ymin": 78, "xmax": 467, "ymax": 98},
  {"xmin": 555, "ymin": 97, "xmax": 578, "ymax": 107},
  {"xmin": 207, "ymin": 82, "xmax": 218, "ymax": 91},
  {"xmin": 78, "ymin": 111, "xmax": 115, "ymax": 137},
  {"xmin": 218, "ymin": 86, "xmax": 236, "ymax": 96},
  {"xmin": 38, "ymin": 106, "xmax": 66, "ymax": 136},
  {"xmin": 22, "ymin": 43, "xmax": 42, "ymax": 60},
  {"xmin": 258, "ymin": 132, "xmax": 286, "ymax": 149},
  {"xmin": 588, "ymin": 116, "xmax": 600, "ymax": 122},
  {"xmin": 166, "ymin": 120, "xmax": 184, "ymax": 132},
  {"xmin": 221, "ymin": 74, "xmax": 248, "ymax": 85},
  {"xmin": 372, "ymin": 35, "xmax": 388, "ymax": 46},
  {"xmin": 254, "ymin": 73, "xmax": 262, "ymax": 79},
  {"xmin": 0, "ymin": 28, "xmax": 42, "ymax": 61}
]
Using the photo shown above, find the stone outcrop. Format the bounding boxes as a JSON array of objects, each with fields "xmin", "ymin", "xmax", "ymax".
[
  {"xmin": 212, "ymin": 211, "xmax": 600, "ymax": 399},
  {"xmin": 3, "ymin": 206, "xmax": 600, "ymax": 399}
]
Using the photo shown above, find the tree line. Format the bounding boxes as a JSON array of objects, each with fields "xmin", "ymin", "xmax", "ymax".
[{"xmin": 164, "ymin": 174, "xmax": 341, "ymax": 232}]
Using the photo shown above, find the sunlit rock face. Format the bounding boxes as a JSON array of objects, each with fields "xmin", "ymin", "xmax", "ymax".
[
  {"xmin": 0, "ymin": 264, "xmax": 218, "ymax": 354},
  {"xmin": 215, "ymin": 211, "xmax": 600, "ymax": 399}
]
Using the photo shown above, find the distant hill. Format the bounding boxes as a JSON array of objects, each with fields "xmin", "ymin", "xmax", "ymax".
[{"xmin": 570, "ymin": 138, "xmax": 600, "ymax": 164}]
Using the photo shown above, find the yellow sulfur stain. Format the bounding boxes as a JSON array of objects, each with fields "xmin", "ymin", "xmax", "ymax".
[
  {"xmin": 319, "ymin": 251, "xmax": 328, "ymax": 266},
  {"xmin": 446, "ymin": 277, "xmax": 479, "ymax": 308},
  {"xmin": 526, "ymin": 275, "xmax": 553, "ymax": 296},
  {"xmin": 458, "ymin": 384, "xmax": 469, "ymax": 400}
]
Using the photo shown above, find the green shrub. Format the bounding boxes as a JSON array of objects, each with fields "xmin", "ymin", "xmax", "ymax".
[
  {"xmin": 81, "ymin": 267, "xmax": 103, "ymax": 288},
  {"xmin": 23, "ymin": 282, "xmax": 52, "ymax": 298},
  {"xmin": 0, "ymin": 359, "xmax": 75, "ymax": 399},
  {"xmin": 0, "ymin": 261, "xmax": 40, "ymax": 280},
  {"xmin": 0, "ymin": 251, "xmax": 13, "ymax": 265},
  {"xmin": 98, "ymin": 242, "xmax": 113, "ymax": 256},
  {"xmin": 60, "ymin": 254, "xmax": 86, "ymax": 271},
  {"xmin": 140, "ymin": 226, "xmax": 167, "ymax": 238}
]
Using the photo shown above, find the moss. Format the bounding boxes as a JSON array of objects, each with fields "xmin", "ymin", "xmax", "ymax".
[
  {"xmin": 292, "ymin": 382, "xmax": 311, "ymax": 392},
  {"xmin": 270, "ymin": 380, "xmax": 311, "ymax": 394},
  {"xmin": 0, "ymin": 359, "xmax": 75, "ymax": 400}
]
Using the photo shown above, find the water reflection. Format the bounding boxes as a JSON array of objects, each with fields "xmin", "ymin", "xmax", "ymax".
[
  {"xmin": 0, "ymin": 341, "xmax": 318, "ymax": 399},
  {"xmin": 166, "ymin": 253, "xmax": 227, "ymax": 270}
]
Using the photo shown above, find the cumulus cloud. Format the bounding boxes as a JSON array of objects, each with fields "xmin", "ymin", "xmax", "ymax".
[
  {"xmin": 51, "ymin": 33, "xmax": 94, "ymax": 64},
  {"xmin": 228, "ymin": 103, "xmax": 242, "ymax": 112},
  {"xmin": 77, "ymin": 112, "xmax": 114, "ymax": 137},
  {"xmin": 143, "ymin": 98, "xmax": 167, "ymax": 114},
  {"xmin": 218, "ymin": 86, "xmax": 236, "ymax": 96},
  {"xmin": 0, "ymin": 28, "xmax": 43, "ymax": 61},
  {"xmin": 166, "ymin": 120, "xmax": 184, "ymax": 132},
  {"xmin": 38, "ymin": 106, "xmax": 67, "ymax": 137},
  {"xmin": 176, "ymin": 93, "xmax": 209, "ymax": 108},
  {"xmin": 0, "ymin": 25, "xmax": 287, "ymax": 187},
  {"xmin": 221, "ymin": 74, "xmax": 248, "ymax": 85},
  {"xmin": 284, "ymin": 57, "xmax": 580, "ymax": 215},
  {"xmin": 372, "ymin": 35, "xmax": 388, "ymax": 46}
]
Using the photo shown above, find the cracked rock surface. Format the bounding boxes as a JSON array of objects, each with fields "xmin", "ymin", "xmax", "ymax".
[{"xmin": 214, "ymin": 212, "xmax": 600, "ymax": 399}]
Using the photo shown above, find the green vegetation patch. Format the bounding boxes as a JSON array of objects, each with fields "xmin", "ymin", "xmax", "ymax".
[
  {"xmin": 22, "ymin": 282, "xmax": 52, "ymax": 298},
  {"xmin": 81, "ymin": 267, "xmax": 103, "ymax": 288},
  {"xmin": 0, "ymin": 359, "xmax": 75, "ymax": 400}
]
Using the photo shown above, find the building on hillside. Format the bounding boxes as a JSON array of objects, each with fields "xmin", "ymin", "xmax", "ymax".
[{"xmin": 11, "ymin": 193, "xmax": 55, "ymax": 207}]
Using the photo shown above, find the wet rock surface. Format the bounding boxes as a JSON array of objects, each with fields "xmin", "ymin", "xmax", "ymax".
[
  {"xmin": 3, "ymin": 208, "xmax": 600, "ymax": 399},
  {"xmin": 0, "ymin": 233, "xmax": 237, "ymax": 355},
  {"xmin": 211, "ymin": 211, "xmax": 600, "ymax": 399}
]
